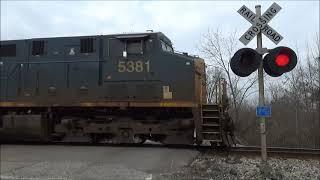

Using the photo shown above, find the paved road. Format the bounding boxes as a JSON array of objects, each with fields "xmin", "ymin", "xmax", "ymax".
[{"xmin": 0, "ymin": 144, "xmax": 198, "ymax": 180}]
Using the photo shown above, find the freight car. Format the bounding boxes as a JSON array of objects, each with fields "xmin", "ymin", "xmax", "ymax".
[{"xmin": 0, "ymin": 31, "xmax": 232, "ymax": 146}]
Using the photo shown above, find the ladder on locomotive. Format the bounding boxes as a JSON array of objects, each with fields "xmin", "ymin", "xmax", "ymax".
[{"xmin": 201, "ymin": 104, "xmax": 223, "ymax": 144}]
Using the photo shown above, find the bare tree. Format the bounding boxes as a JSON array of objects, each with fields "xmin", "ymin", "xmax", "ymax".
[
  {"xmin": 198, "ymin": 28, "xmax": 258, "ymax": 123},
  {"xmin": 205, "ymin": 66, "xmax": 223, "ymax": 103},
  {"xmin": 262, "ymin": 33, "xmax": 320, "ymax": 148}
]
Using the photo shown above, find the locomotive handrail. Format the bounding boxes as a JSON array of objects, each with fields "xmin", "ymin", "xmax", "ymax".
[
  {"xmin": 174, "ymin": 50, "xmax": 199, "ymax": 58},
  {"xmin": 4, "ymin": 60, "xmax": 107, "ymax": 64}
]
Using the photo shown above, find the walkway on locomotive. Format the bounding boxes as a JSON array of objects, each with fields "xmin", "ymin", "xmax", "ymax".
[{"xmin": 0, "ymin": 32, "xmax": 203, "ymax": 108}]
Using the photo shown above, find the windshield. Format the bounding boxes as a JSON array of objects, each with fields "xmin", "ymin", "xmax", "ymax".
[{"xmin": 160, "ymin": 39, "xmax": 174, "ymax": 53}]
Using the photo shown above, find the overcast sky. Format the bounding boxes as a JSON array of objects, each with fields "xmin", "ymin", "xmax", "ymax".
[{"xmin": 1, "ymin": 1, "xmax": 319, "ymax": 55}]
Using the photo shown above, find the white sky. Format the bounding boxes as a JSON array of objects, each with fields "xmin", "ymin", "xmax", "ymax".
[
  {"xmin": 0, "ymin": 0, "xmax": 319, "ymax": 102},
  {"xmin": 1, "ymin": 1, "xmax": 319, "ymax": 55}
]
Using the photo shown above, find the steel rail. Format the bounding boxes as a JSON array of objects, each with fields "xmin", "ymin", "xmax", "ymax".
[
  {"xmin": 1, "ymin": 141, "xmax": 319, "ymax": 156},
  {"xmin": 230, "ymin": 146, "xmax": 320, "ymax": 156}
]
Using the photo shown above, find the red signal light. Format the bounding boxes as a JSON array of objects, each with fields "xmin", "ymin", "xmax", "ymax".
[
  {"xmin": 263, "ymin": 46, "xmax": 297, "ymax": 77},
  {"xmin": 275, "ymin": 54, "xmax": 289, "ymax": 67}
]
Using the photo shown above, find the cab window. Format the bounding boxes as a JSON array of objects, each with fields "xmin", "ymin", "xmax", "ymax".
[
  {"xmin": 109, "ymin": 37, "xmax": 150, "ymax": 57},
  {"xmin": 126, "ymin": 40, "xmax": 142, "ymax": 54},
  {"xmin": 160, "ymin": 40, "xmax": 173, "ymax": 53}
]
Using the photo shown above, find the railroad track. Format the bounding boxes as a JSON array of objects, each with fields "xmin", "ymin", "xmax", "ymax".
[
  {"xmin": 228, "ymin": 146, "xmax": 320, "ymax": 158},
  {"xmin": 2, "ymin": 141, "xmax": 319, "ymax": 157},
  {"xmin": 231, "ymin": 146, "xmax": 320, "ymax": 154}
]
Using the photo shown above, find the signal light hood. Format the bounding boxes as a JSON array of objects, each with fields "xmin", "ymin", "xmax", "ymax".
[{"xmin": 230, "ymin": 48, "xmax": 262, "ymax": 77}]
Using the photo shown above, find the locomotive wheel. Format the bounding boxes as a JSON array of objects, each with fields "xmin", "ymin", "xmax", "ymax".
[
  {"xmin": 51, "ymin": 133, "xmax": 66, "ymax": 141},
  {"xmin": 133, "ymin": 135, "xmax": 146, "ymax": 144},
  {"xmin": 210, "ymin": 141, "xmax": 218, "ymax": 148},
  {"xmin": 90, "ymin": 134, "xmax": 102, "ymax": 143},
  {"xmin": 195, "ymin": 140, "xmax": 202, "ymax": 146}
]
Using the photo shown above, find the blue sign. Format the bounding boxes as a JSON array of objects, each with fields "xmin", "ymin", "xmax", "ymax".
[{"xmin": 256, "ymin": 106, "xmax": 271, "ymax": 117}]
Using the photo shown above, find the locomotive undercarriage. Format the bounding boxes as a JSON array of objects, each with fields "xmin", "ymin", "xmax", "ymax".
[{"xmin": 0, "ymin": 107, "xmax": 196, "ymax": 145}]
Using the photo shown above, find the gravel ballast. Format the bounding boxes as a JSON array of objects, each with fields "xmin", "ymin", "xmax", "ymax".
[{"xmin": 155, "ymin": 153, "xmax": 320, "ymax": 180}]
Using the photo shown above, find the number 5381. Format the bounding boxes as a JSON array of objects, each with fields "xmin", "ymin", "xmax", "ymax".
[{"xmin": 118, "ymin": 60, "xmax": 150, "ymax": 72}]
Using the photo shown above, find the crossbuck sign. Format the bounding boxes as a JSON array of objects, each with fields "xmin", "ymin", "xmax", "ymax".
[{"xmin": 238, "ymin": 3, "xmax": 283, "ymax": 45}]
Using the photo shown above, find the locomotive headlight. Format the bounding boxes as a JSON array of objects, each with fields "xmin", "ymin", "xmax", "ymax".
[{"xmin": 123, "ymin": 51, "xmax": 127, "ymax": 58}]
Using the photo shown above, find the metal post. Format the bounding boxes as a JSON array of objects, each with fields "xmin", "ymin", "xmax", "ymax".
[
  {"xmin": 318, "ymin": 56, "xmax": 320, "ymax": 129},
  {"xmin": 256, "ymin": 5, "xmax": 267, "ymax": 162}
]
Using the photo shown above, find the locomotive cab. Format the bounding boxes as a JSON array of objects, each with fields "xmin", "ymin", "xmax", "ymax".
[{"xmin": 102, "ymin": 32, "xmax": 202, "ymax": 105}]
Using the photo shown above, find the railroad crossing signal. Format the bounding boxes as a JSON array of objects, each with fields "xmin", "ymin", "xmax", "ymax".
[
  {"xmin": 238, "ymin": 2, "xmax": 283, "ymax": 45},
  {"xmin": 230, "ymin": 46, "xmax": 297, "ymax": 77},
  {"xmin": 230, "ymin": 2, "xmax": 297, "ymax": 78},
  {"xmin": 232, "ymin": 3, "xmax": 297, "ymax": 164}
]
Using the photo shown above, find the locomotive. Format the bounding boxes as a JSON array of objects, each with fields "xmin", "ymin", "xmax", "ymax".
[{"xmin": 0, "ymin": 31, "xmax": 232, "ymax": 146}]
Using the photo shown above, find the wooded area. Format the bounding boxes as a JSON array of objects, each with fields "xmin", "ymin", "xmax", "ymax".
[{"xmin": 199, "ymin": 29, "xmax": 320, "ymax": 148}]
